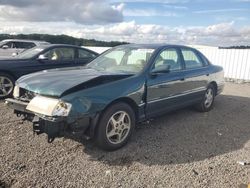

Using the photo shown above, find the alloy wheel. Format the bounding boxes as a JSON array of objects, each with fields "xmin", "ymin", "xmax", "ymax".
[
  {"xmin": 0, "ymin": 76, "xmax": 14, "ymax": 98},
  {"xmin": 106, "ymin": 111, "xmax": 131, "ymax": 145},
  {"xmin": 204, "ymin": 88, "xmax": 214, "ymax": 108}
]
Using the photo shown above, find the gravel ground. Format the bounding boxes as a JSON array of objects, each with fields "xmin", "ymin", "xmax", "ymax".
[{"xmin": 0, "ymin": 82, "xmax": 250, "ymax": 188}]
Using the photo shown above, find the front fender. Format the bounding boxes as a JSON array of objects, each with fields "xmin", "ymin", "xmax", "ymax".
[{"xmin": 61, "ymin": 75, "xmax": 146, "ymax": 124}]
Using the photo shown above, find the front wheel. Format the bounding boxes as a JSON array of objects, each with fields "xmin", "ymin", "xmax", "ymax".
[
  {"xmin": 0, "ymin": 73, "xmax": 15, "ymax": 99},
  {"xmin": 95, "ymin": 102, "xmax": 135, "ymax": 151},
  {"xmin": 195, "ymin": 84, "xmax": 215, "ymax": 112}
]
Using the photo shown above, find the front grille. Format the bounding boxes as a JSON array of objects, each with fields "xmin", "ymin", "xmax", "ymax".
[{"xmin": 19, "ymin": 88, "xmax": 36, "ymax": 102}]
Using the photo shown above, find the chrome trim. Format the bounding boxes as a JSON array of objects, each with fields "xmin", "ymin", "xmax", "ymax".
[
  {"xmin": 148, "ymin": 87, "xmax": 206, "ymax": 104},
  {"xmin": 138, "ymin": 103, "xmax": 145, "ymax": 107}
]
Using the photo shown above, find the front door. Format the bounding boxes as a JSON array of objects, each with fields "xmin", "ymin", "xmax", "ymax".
[{"xmin": 146, "ymin": 47, "xmax": 187, "ymax": 117}]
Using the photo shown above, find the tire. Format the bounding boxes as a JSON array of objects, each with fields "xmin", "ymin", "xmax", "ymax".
[
  {"xmin": 195, "ymin": 84, "xmax": 215, "ymax": 112},
  {"xmin": 95, "ymin": 102, "xmax": 135, "ymax": 151},
  {"xmin": 0, "ymin": 72, "xmax": 15, "ymax": 99}
]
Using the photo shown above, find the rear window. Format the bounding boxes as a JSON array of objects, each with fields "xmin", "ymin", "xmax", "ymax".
[
  {"xmin": 181, "ymin": 49, "xmax": 204, "ymax": 69},
  {"xmin": 14, "ymin": 42, "xmax": 36, "ymax": 49},
  {"xmin": 78, "ymin": 49, "xmax": 97, "ymax": 59}
]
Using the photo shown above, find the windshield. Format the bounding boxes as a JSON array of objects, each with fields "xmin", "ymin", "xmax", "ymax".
[
  {"xmin": 87, "ymin": 47, "xmax": 155, "ymax": 74},
  {"xmin": 16, "ymin": 46, "xmax": 46, "ymax": 59}
]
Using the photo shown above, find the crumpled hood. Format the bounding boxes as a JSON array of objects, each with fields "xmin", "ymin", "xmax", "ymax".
[{"xmin": 17, "ymin": 67, "xmax": 128, "ymax": 97}]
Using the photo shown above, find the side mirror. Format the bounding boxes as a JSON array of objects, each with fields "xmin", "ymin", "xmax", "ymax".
[
  {"xmin": 2, "ymin": 45, "xmax": 9, "ymax": 49},
  {"xmin": 37, "ymin": 54, "xmax": 48, "ymax": 61},
  {"xmin": 151, "ymin": 64, "xmax": 170, "ymax": 76}
]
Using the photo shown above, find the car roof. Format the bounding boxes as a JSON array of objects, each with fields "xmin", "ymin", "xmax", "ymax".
[
  {"xmin": 1, "ymin": 39, "xmax": 50, "ymax": 44},
  {"xmin": 34, "ymin": 44, "xmax": 99, "ymax": 54},
  {"xmin": 117, "ymin": 43, "xmax": 196, "ymax": 50},
  {"xmin": 38, "ymin": 44, "xmax": 94, "ymax": 49}
]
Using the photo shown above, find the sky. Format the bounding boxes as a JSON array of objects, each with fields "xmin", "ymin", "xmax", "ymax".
[{"xmin": 0, "ymin": 0, "xmax": 249, "ymax": 46}]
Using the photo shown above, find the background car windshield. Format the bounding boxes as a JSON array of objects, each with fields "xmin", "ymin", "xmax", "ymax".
[
  {"xmin": 87, "ymin": 47, "xmax": 155, "ymax": 74},
  {"xmin": 17, "ymin": 46, "xmax": 45, "ymax": 59}
]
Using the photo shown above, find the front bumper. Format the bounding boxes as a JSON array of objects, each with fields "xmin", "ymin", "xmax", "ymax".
[
  {"xmin": 217, "ymin": 83, "xmax": 225, "ymax": 95},
  {"xmin": 5, "ymin": 98, "xmax": 31, "ymax": 114},
  {"xmin": 5, "ymin": 98, "xmax": 92, "ymax": 142}
]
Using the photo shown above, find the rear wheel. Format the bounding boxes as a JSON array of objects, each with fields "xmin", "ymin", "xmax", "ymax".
[
  {"xmin": 195, "ymin": 84, "xmax": 215, "ymax": 112},
  {"xmin": 0, "ymin": 73, "xmax": 15, "ymax": 99},
  {"xmin": 95, "ymin": 102, "xmax": 135, "ymax": 151}
]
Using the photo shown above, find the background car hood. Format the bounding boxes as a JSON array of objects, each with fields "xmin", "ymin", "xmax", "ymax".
[{"xmin": 17, "ymin": 67, "xmax": 131, "ymax": 97}]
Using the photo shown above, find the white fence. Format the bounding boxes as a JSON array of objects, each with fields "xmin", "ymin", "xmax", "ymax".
[
  {"xmin": 84, "ymin": 46, "xmax": 250, "ymax": 82},
  {"xmin": 193, "ymin": 45, "xmax": 250, "ymax": 82}
]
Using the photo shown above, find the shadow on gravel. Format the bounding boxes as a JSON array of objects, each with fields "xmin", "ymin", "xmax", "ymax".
[
  {"xmin": 77, "ymin": 94, "xmax": 250, "ymax": 166},
  {"xmin": 0, "ymin": 179, "xmax": 9, "ymax": 188}
]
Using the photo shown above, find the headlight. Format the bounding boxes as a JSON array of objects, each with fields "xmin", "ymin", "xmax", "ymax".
[
  {"xmin": 13, "ymin": 85, "xmax": 20, "ymax": 98},
  {"xmin": 26, "ymin": 96, "xmax": 72, "ymax": 117},
  {"xmin": 52, "ymin": 101, "xmax": 72, "ymax": 116}
]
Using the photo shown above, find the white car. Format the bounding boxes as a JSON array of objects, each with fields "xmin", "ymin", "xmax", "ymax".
[{"xmin": 0, "ymin": 39, "xmax": 50, "ymax": 58}]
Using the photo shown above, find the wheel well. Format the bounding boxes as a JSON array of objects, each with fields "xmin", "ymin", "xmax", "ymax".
[
  {"xmin": 89, "ymin": 97, "xmax": 139, "ymax": 138},
  {"xmin": 102, "ymin": 97, "xmax": 139, "ymax": 120},
  {"xmin": 209, "ymin": 81, "xmax": 218, "ymax": 95},
  {"xmin": 0, "ymin": 70, "xmax": 16, "ymax": 80}
]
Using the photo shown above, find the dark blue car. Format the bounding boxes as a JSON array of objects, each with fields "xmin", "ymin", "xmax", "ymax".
[{"xmin": 0, "ymin": 44, "xmax": 98, "ymax": 98}]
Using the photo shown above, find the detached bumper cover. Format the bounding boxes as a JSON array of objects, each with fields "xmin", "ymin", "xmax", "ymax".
[
  {"xmin": 5, "ymin": 98, "xmax": 92, "ymax": 142},
  {"xmin": 5, "ymin": 98, "xmax": 31, "ymax": 114}
]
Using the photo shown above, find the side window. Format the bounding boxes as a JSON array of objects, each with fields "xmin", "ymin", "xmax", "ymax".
[
  {"xmin": 23, "ymin": 42, "xmax": 35, "ymax": 49},
  {"xmin": 1, "ymin": 42, "xmax": 14, "ymax": 48},
  {"xmin": 13, "ymin": 42, "xmax": 22, "ymax": 49},
  {"xmin": 181, "ymin": 49, "xmax": 203, "ymax": 69},
  {"xmin": 78, "ymin": 49, "xmax": 97, "ymax": 59},
  {"xmin": 14, "ymin": 42, "xmax": 35, "ymax": 49},
  {"xmin": 43, "ymin": 48, "xmax": 75, "ymax": 61},
  {"xmin": 199, "ymin": 53, "xmax": 209, "ymax": 66},
  {"xmin": 153, "ymin": 48, "xmax": 181, "ymax": 71}
]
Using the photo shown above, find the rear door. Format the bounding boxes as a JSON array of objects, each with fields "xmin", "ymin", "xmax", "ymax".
[
  {"xmin": 146, "ymin": 47, "xmax": 187, "ymax": 117},
  {"xmin": 179, "ymin": 48, "xmax": 210, "ymax": 102}
]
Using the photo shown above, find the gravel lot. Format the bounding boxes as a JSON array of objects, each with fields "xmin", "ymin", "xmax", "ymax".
[{"xmin": 0, "ymin": 83, "xmax": 250, "ymax": 188}]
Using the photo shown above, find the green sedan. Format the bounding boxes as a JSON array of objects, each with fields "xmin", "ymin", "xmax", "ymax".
[{"xmin": 5, "ymin": 44, "xmax": 224, "ymax": 151}]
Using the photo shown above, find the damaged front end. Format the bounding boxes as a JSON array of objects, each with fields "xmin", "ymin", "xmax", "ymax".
[
  {"xmin": 5, "ymin": 67, "xmax": 141, "ymax": 144},
  {"xmin": 5, "ymin": 86, "xmax": 93, "ymax": 143}
]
